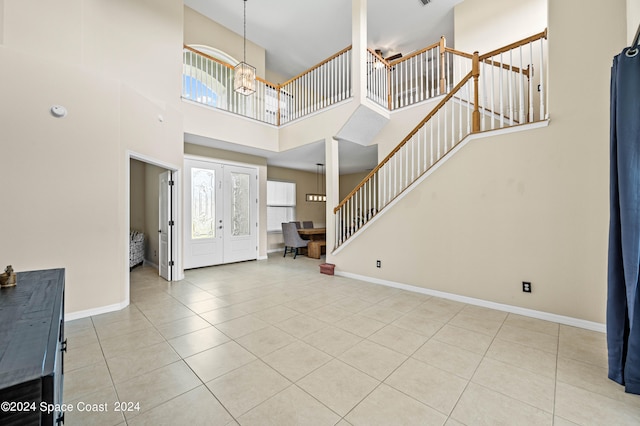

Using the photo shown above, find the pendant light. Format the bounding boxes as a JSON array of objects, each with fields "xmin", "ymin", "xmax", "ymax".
[
  {"xmin": 234, "ymin": 0, "xmax": 256, "ymax": 95},
  {"xmin": 306, "ymin": 163, "xmax": 326, "ymax": 202}
]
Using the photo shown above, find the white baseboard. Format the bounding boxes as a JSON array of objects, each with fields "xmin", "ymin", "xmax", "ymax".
[
  {"xmin": 65, "ymin": 300, "xmax": 129, "ymax": 322},
  {"xmin": 143, "ymin": 259, "xmax": 158, "ymax": 269},
  {"xmin": 335, "ymin": 270, "xmax": 606, "ymax": 333}
]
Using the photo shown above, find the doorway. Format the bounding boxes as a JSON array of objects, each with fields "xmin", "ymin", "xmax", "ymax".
[
  {"xmin": 129, "ymin": 156, "xmax": 178, "ymax": 281},
  {"xmin": 184, "ymin": 157, "xmax": 258, "ymax": 269}
]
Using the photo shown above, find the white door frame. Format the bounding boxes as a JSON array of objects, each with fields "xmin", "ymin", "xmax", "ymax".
[
  {"xmin": 126, "ymin": 151, "xmax": 183, "ymax": 290},
  {"xmin": 184, "ymin": 154, "xmax": 259, "ymax": 268},
  {"xmin": 159, "ymin": 170, "xmax": 175, "ymax": 281}
]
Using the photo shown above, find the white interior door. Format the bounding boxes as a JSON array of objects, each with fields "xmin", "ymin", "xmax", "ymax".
[
  {"xmin": 184, "ymin": 159, "xmax": 224, "ymax": 269},
  {"xmin": 222, "ymin": 165, "xmax": 258, "ymax": 263},
  {"xmin": 159, "ymin": 170, "xmax": 174, "ymax": 280}
]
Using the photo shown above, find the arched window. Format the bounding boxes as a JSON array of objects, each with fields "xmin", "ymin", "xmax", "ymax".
[{"xmin": 182, "ymin": 45, "xmax": 240, "ymax": 109}]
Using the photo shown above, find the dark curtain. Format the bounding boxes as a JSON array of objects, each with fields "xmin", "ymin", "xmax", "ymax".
[{"xmin": 608, "ymin": 45, "xmax": 640, "ymax": 395}]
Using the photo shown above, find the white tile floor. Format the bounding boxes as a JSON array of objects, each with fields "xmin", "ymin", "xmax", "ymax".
[{"xmin": 64, "ymin": 254, "xmax": 640, "ymax": 425}]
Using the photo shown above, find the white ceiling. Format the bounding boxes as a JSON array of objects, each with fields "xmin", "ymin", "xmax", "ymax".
[
  {"xmin": 184, "ymin": 133, "xmax": 378, "ymax": 175},
  {"xmin": 185, "ymin": 0, "xmax": 462, "ymax": 79},
  {"xmin": 183, "ymin": 0, "xmax": 462, "ymax": 173}
]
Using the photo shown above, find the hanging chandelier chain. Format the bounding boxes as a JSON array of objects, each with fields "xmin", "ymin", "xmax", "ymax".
[
  {"xmin": 234, "ymin": 0, "xmax": 255, "ymax": 96},
  {"xmin": 243, "ymin": 0, "xmax": 247, "ymax": 63}
]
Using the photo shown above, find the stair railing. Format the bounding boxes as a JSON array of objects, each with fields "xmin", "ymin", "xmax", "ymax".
[
  {"xmin": 334, "ymin": 73, "xmax": 475, "ymax": 247},
  {"xmin": 476, "ymin": 29, "xmax": 548, "ymax": 131},
  {"xmin": 334, "ymin": 30, "xmax": 548, "ymax": 249},
  {"xmin": 367, "ymin": 37, "xmax": 475, "ymax": 111}
]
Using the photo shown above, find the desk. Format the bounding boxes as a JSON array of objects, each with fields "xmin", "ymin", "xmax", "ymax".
[{"xmin": 297, "ymin": 228, "xmax": 326, "ymax": 241}]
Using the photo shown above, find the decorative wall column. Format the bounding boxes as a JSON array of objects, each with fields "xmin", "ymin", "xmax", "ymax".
[
  {"xmin": 352, "ymin": 0, "xmax": 367, "ymax": 104},
  {"xmin": 325, "ymin": 136, "xmax": 340, "ymax": 261}
]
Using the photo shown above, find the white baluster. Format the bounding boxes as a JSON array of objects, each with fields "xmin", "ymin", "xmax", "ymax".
[
  {"xmin": 444, "ymin": 101, "xmax": 448, "ymax": 153},
  {"xmin": 459, "ymin": 61, "xmax": 464, "ymax": 139},
  {"xmin": 528, "ymin": 42, "xmax": 534, "ymax": 122},
  {"xmin": 519, "ymin": 46, "xmax": 525, "ymax": 124},
  {"xmin": 468, "ymin": 80, "xmax": 472, "ymax": 135},
  {"xmin": 499, "ymin": 53, "xmax": 504, "ymax": 128},
  {"xmin": 489, "ymin": 57, "xmax": 495, "ymax": 130},
  {"xmin": 508, "ymin": 49, "xmax": 515, "ymax": 126},
  {"xmin": 539, "ymin": 38, "xmax": 545, "ymax": 120}
]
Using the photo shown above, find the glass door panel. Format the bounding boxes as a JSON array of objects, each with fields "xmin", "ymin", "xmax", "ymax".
[
  {"xmin": 231, "ymin": 172, "xmax": 250, "ymax": 237},
  {"xmin": 191, "ymin": 168, "xmax": 216, "ymax": 239}
]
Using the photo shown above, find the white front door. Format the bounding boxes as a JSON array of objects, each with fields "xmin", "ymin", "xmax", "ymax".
[
  {"xmin": 222, "ymin": 165, "xmax": 258, "ymax": 263},
  {"xmin": 184, "ymin": 159, "xmax": 257, "ymax": 269},
  {"xmin": 159, "ymin": 170, "xmax": 174, "ymax": 280}
]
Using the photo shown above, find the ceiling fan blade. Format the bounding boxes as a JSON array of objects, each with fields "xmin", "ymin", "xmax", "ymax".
[{"xmin": 385, "ymin": 53, "xmax": 402, "ymax": 61}]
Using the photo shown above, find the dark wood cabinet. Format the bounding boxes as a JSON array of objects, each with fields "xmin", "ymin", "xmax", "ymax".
[{"xmin": 0, "ymin": 269, "xmax": 65, "ymax": 425}]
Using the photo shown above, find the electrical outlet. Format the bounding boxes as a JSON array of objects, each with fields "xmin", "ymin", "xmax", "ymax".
[
  {"xmin": 376, "ymin": 260, "xmax": 381, "ymax": 268},
  {"xmin": 522, "ymin": 281, "xmax": 532, "ymax": 293}
]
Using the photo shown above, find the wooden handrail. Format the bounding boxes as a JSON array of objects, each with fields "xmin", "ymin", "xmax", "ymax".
[
  {"xmin": 183, "ymin": 45, "xmax": 276, "ymax": 87},
  {"xmin": 367, "ymin": 48, "xmax": 388, "ymax": 65},
  {"xmin": 481, "ymin": 59, "xmax": 529, "ymax": 77},
  {"xmin": 184, "ymin": 45, "xmax": 234, "ymax": 69},
  {"xmin": 334, "ymin": 71, "xmax": 474, "ymax": 213},
  {"xmin": 280, "ymin": 46, "xmax": 352, "ymax": 87},
  {"xmin": 444, "ymin": 47, "xmax": 474, "ymax": 59},
  {"xmin": 388, "ymin": 38, "xmax": 442, "ymax": 66},
  {"xmin": 478, "ymin": 29, "xmax": 547, "ymax": 61}
]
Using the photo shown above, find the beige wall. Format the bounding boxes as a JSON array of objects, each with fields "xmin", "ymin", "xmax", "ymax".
[
  {"xmin": 454, "ymin": 0, "xmax": 547, "ymax": 53},
  {"xmin": 266, "ymin": 166, "xmax": 328, "ymax": 251},
  {"xmin": 184, "ymin": 6, "xmax": 265, "ymax": 79},
  {"xmin": 268, "ymin": 166, "xmax": 327, "ymax": 226},
  {"xmin": 0, "ymin": 47, "xmax": 124, "ymax": 314},
  {"xmin": 340, "ymin": 171, "xmax": 369, "ymax": 201},
  {"xmin": 332, "ymin": 0, "xmax": 625, "ymax": 324},
  {"xmin": 0, "ymin": 0, "xmax": 185, "ymax": 316}
]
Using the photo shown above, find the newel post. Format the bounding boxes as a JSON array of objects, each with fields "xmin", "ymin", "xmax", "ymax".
[
  {"xmin": 439, "ymin": 36, "xmax": 446, "ymax": 94},
  {"xmin": 472, "ymin": 51, "xmax": 480, "ymax": 133}
]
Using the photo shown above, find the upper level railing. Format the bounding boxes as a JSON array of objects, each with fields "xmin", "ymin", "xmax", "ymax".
[
  {"xmin": 183, "ymin": 46, "xmax": 281, "ymax": 125},
  {"xmin": 182, "ymin": 37, "xmax": 465, "ymax": 123},
  {"xmin": 333, "ymin": 30, "xmax": 548, "ymax": 249},
  {"xmin": 367, "ymin": 37, "xmax": 473, "ymax": 111},
  {"xmin": 183, "ymin": 45, "xmax": 352, "ymax": 125},
  {"xmin": 279, "ymin": 47, "xmax": 352, "ymax": 124}
]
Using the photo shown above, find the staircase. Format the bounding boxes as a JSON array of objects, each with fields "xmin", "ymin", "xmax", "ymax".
[{"xmin": 333, "ymin": 30, "xmax": 548, "ymax": 250}]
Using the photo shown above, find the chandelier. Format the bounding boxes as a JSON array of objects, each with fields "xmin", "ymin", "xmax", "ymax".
[
  {"xmin": 234, "ymin": 0, "xmax": 256, "ymax": 95},
  {"xmin": 306, "ymin": 163, "xmax": 326, "ymax": 202}
]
